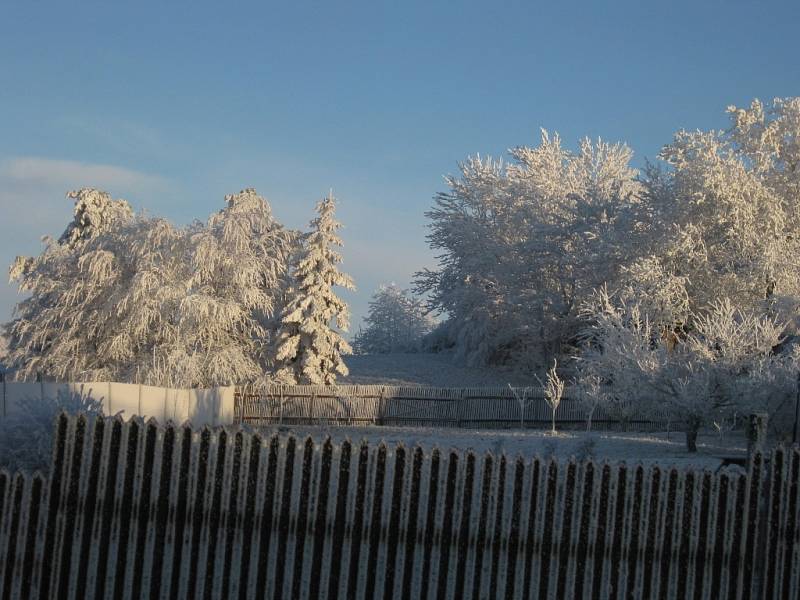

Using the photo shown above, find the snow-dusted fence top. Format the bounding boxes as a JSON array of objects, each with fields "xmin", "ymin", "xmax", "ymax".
[
  {"xmin": 0, "ymin": 379, "xmax": 236, "ymax": 426},
  {"xmin": 234, "ymin": 384, "xmax": 671, "ymax": 430},
  {"xmin": 1, "ymin": 415, "xmax": 798, "ymax": 599}
]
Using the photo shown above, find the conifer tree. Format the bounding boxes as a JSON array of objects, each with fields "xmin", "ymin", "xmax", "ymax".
[{"xmin": 274, "ymin": 193, "xmax": 355, "ymax": 384}]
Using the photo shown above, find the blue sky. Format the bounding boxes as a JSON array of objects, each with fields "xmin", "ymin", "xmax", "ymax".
[{"xmin": 1, "ymin": 1, "xmax": 798, "ymax": 331}]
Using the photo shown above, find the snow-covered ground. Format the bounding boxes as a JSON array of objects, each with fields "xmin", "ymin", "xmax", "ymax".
[
  {"xmin": 247, "ymin": 423, "xmax": 748, "ymax": 469},
  {"xmin": 341, "ymin": 352, "xmax": 539, "ymax": 386}
]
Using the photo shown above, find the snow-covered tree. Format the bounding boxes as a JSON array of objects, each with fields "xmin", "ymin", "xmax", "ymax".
[
  {"xmin": 274, "ymin": 193, "xmax": 355, "ymax": 384},
  {"xmin": 162, "ymin": 188, "xmax": 296, "ymax": 386},
  {"xmin": 58, "ymin": 188, "xmax": 134, "ymax": 249},
  {"xmin": 578, "ymin": 288, "xmax": 793, "ymax": 451},
  {"xmin": 416, "ymin": 131, "xmax": 644, "ymax": 369},
  {"xmin": 417, "ymin": 96, "xmax": 800, "ymax": 392},
  {"xmin": 352, "ymin": 284, "xmax": 435, "ymax": 354},
  {"xmin": 5, "ymin": 188, "xmax": 295, "ymax": 387},
  {"xmin": 632, "ymin": 98, "xmax": 800, "ymax": 327}
]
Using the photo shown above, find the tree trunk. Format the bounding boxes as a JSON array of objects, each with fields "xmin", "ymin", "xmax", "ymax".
[{"xmin": 685, "ymin": 421, "xmax": 699, "ymax": 453}]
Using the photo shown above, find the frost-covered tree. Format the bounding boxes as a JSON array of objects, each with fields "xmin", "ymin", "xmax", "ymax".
[
  {"xmin": 5, "ymin": 188, "xmax": 295, "ymax": 387},
  {"xmin": 58, "ymin": 188, "xmax": 134, "ymax": 249},
  {"xmin": 578, "ymin": 288, "xmax": 793, "ymax": 451},
  {"xmin": 417, "ymin": 96, "xmax": 800, "ymax": 381},
  {"xmin": 162, "ymin": 188, "xmax": 296, "ymax": 386},
  {"xmin": 416, "ymin": 131, "xmax": 644, "ymax": 368},
  {"xmin": 633, "ymin": 98, "xmax": 800, "ymax": 327},
  {"xmin": 274, "ymin": 193, "xmax": 355, "ymax": 384},
  {"xmin": 352, "ymin": 284, "xmax": 435, "ymax": 354}
]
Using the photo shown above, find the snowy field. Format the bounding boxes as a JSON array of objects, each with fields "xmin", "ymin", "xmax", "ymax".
[
  {"xmin": 247, "ymin": 423, "xmax": 748, "ymax": 469},
  {"xmin": 341, "ymin": 352, "xmax": 539, "ymax": 387}
]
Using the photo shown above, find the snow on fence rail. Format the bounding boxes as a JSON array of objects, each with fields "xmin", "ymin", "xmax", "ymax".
[
  {"xmin": 234, "ymin": 384, "xmax": 671, "ymax": 430},
  {"xmin": 1, "ymin": 414, "xmax": 798, "ymax": 599}
]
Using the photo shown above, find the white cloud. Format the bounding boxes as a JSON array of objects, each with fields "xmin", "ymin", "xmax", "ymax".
[
  {"xmin": 0, "ymin": 157, "xmax": 164, "ymax": 190},
  {"xmin": 0, "ymin": 156, "xmax": 170, "ymax": 324}
]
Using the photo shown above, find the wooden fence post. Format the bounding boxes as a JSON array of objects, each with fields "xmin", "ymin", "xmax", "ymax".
[
  {"xmin": 747, "ymin": 413, "xmax": 768, "ymax": 460},
  {"xmin": 793, "ymin": 371, "xmax": 800, "ymax": 444}
]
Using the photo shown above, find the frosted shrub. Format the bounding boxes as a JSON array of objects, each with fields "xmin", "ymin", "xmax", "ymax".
[
  {"xmin": 0, "ymin": 387, "xmax": 107, "ymax": 473},
  {"xmin": 579, "ymin": 288, "xmax": 793, "ymax": 451}
]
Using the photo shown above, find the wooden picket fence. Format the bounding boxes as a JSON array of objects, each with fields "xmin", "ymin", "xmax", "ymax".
[
  {"xmin": 233, "ymin": 384, "xmax": 670, "ymax": 430},
  {"xmin": 0, "ymin": 414, "xmax": 798, "ymax": 599}
]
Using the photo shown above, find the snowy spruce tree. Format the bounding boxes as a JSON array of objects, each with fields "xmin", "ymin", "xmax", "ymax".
[{"xmin": 274, "ymin": 193, "xmax": 355, "ymax": 384}]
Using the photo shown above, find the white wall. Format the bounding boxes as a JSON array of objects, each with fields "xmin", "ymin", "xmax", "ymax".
[{"xmin": 0, "ymin": 380, "xmax": 236, "ymax": 427}]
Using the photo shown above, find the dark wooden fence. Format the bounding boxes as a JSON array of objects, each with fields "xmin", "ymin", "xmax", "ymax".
[
  {"xmin": 234, "ymin": 384, "xmax": 670, "ymax": 430},
  {"xmin": 1, "ymin": 414, "xmax": 798, "ymax": 599}
]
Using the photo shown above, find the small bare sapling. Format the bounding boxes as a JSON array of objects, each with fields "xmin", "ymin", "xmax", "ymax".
[
  {"xmin": 508, "ymin": 383, "xmax": 537, "ymax": 429},
  {"xmin": 537, "ymin": 360, "xmax": 565, "ymax": 435}
]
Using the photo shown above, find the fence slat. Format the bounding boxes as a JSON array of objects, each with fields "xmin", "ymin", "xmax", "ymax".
[{"xmin": 1, "ymin": 416, "xmax": 799, "ymax": 599}]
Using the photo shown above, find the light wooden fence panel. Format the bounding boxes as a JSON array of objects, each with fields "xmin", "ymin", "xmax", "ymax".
[{"xmin": 0, "ymin": 380, "xmax": 236, "ymax": 427}]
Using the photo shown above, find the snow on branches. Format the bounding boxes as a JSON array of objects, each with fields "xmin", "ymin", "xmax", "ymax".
[
  {"xmin": 417, "ymin": 96, "xmax": 800, "ymax": 440},
  {"xmin": 5, "ymin": 188, "xmax": 296, "ymax": 387},
  {"xmin": 274, "ymin": 193, "xmax": 355, "ymax": 385},
  {"xmin": 578, "ymin": 288, "xmax": 794, "ymax": 451},
  {"xmin": 415, "ymin": 130, "xmax": 644, "ymax": 368}
]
